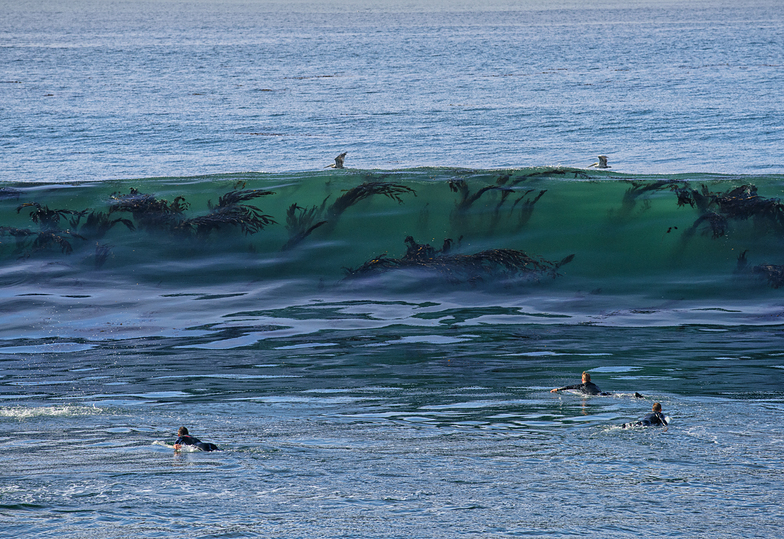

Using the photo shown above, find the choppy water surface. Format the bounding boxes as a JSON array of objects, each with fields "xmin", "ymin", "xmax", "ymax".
[
  {"xmin": 2, "ymin": 324, "xmax": 784, "ymax": 537},
  {"xmin": 2, "ymin": 0, "xmax": 784, "ymax": 537},
  {"xmin": 2, "ymin": 0, "xmax": 783, "ymax": 181}
]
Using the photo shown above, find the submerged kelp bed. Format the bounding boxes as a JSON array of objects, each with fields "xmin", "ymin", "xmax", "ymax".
[{"xmin": 2, "ymin": 168, "xmax": 784, "ymax": 299}]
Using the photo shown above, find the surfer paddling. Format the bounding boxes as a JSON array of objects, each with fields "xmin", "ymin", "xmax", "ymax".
[
  {"xmin": 326, "ymin": 152, "xmax": 347, "ymax": 169},
  {"xmin": 550, "ymin": 371, "xmax": 644, "ymax": 398},
  {"xmin": 173, "ymin": 426, "xmax": 219, "ymax": 452},
  {"xmin": 623, "ymin": 402, "xmax": 668, "ymax": 428},
  {"xmin": 551, "ymin": 371, "xmax": 611, "ymax": 395}
]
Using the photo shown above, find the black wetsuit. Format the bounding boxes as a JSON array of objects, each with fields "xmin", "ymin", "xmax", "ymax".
[
  {"xmin": 624, "ymin": 411, "xmax": 667, "ymax": 428},
  {"xmin": 557, "ymin": 381, "xmax": 610, "ymax": 396},
  {"xmin": 175, "ymin": 435, "xmax": 219, "ymax": 452}
]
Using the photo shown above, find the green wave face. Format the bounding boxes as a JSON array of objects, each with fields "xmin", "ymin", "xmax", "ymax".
[{"xmin": 2, "ymin": 168, "xmax": 784, "ymax": 312}]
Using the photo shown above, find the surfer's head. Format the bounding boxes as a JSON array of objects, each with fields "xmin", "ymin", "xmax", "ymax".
[
  {"xmin": 652, "ymin": 402, "xmax": 662, "ymax": 412},
  {"xmin": 178, "ymin": 426, "xmax": 189, "ymax": 436},
  {"xmin": 582, "ymin": 371, "xmax": 591, "ymax": 383}
]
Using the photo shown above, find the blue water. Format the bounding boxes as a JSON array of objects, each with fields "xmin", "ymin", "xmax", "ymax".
[
  {"xmin": 3, "ymin": 0, "xmax": 783, "ymax": 181},
  {"xmin": 2, "ymin": 1, "xmax": 784, "ymax": 537}
]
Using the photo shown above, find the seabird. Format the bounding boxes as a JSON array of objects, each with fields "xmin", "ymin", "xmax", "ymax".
[
  {"xmin": 327, "ymin": 152, "xmax": 347, "ymax": 169},
  {"xmin": 588, "ymin": 155, "xmax": 610, "ymax": 169}
]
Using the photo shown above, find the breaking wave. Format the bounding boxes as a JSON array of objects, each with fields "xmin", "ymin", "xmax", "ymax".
[{"xmin": 3, "ymin": 166, "xmax": 784, "ymax": 331}]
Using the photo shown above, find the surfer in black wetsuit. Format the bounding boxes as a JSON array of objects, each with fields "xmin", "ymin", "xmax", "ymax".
[
  {"xmin": 623, "ymin": 402, "xmax": 668, "ymax": 428},
  {"xmin": 173, "ymin": 426, "xmax": 219, "ymax": 452},
  {"xmin": 550, "ymin": 371, "xmax": 611, "ymax": 396}
]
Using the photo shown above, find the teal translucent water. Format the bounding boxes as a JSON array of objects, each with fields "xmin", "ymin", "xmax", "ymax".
[{"xmin": 3, "ymin": 169, "xmax": 784, "ymax": 333}]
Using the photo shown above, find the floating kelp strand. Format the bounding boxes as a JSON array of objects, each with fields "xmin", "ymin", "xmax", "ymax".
[
  {"xmin": 183, "ymin": 189, "xmax": 276, "ymax": 238},
  {"xmin": 70, "ymin": 211, "xmax": 135, "ymax": 241},
  {"xmin": 448, "ymin": 178, "xmax": 512, "ymax": 213},
  {"xmin": 9, "ymin": 203, "xmax": 91, "ymax": 255},
  {"xmin": 610, "ymin": 179, "xmax": 677, "ymax": 221},
  {"xmin": 327, "ymin": 181, "xmax": 417, "ymax": 221},
  {"xmin": 685, "ymin": 211, "xmax": 728, "ymax": 239},
  {"xmin": 108, "ymin": 188, "xmax": 190, "ymax": 233},
  {"xmin": 17, "ymin": 202, "xmax": 81, "ymax": 232},
  {"xmin": 186, "ymin": 207, "xmax": 276, "ymax": 237},
  {"xmin": 344, "ymin": 236, "xmax": 574, "ymax": 285},
  {"xmin": 673, "ymin": 183, "xmax": 713, "ymax": 212},
  {"xmin": 284, "ymin": 181, "xmax": 416, "ymax": 247},
  {"xmin": 29, "ymin": 229, "xmax": 85, "ymax": 255},
  {"xmin": 511, "ymin": 189, "xmax": 547, "ymax": 228},
  {"xmin": 676, "ymin": 183, "xmax": 784, "ymax": 239},
  {"xmin": 282, "ymin": 203, "xmax": 328, "ymax": 251},
  {"xmin": 713, "ymin": 184, "xmax": 784, "ymax": 229},
  {"xmin": 92, "ymin": 243, "xmax": 114, "ymax": 270},
  {"xmin": 513, "ymin": 167, "xmax": 592, "ymax": 180}
]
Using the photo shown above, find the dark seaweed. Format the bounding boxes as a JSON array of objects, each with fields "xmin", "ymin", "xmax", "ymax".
[
  {"xmin": 283, "ymin": 181, "xmax": 416, "ymax": 249},
  {"xmin": 328, "ymin": 181, "xmax": 416, "ymax": 221},
  {"xmin": 344, "ymin": 236, "xmax": 574, "ymax": 284},
  {"xmin": 512, "ymin": 189, "xmax": 547, "ymax": 228},
  {"xmin": 68, "ymin": 210, "xmax": 136, "ymax": 240},
  {"xmin": 108, "ymin": 188, "xmax": 190, "ymax": 232},
  {"xmin": 515, "ymin": 168, "xmax": 592, "ymax": 180},
  {"xmin": 282, "ymin": 203, "xmax": 328, "ymax": 251},
  {"xmin": 611, "ymin": 180, "xmax": 677, "ymax": 220},
  {"xmin": 448, "ymin": 178, "xmax": 511, "ymax": 213},
  {"xmin": 675, "ymin": 183, "xmax": 784, "ymax": 238},
  {"xmin": 17, "ymin": 202, "xmax": 80, "ymax": 231},
  {"xmin": 182, "ymin": 189, "xmax": 276, "ymax": 238},
  {"xmin": 12, "ymin": 203, "xmax": 87, "ymax": 255}
]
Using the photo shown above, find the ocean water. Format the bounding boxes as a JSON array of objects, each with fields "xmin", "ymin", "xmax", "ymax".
[{"xmin": 2, "ymin": 1, "xmax": 784, "ymax": 537}]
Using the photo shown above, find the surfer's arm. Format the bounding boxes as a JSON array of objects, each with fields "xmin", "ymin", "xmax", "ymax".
[{"xmin": 551, "ymin": 384, "xmax": 579, "ymax": 393}]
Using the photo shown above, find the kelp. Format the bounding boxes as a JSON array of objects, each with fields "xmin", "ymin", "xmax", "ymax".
[
  {"xmin": 610, "ymin": 180, "xmax": 677, "ymax": 221},
  {"xmin": 182, "ymin": 189, "xmax": 276, "ymax": 238},
  {"xmin": 448, "ymin": 176, "xmax": 547, "ymax": 233},
  {"xmin": 107, "ymin": 188, "xmax": 276, "ymax": 238},
  {"xmin": 512, "ymin": 189, "xmax": 547, "ymax": 228},
  {"xmin": 327, "ymin": 181, "xmax": 416, "ymax": 221},
  {"xmin": 68, "ymin": 210, "xmax": 135, "ymax": 240},
  {"xmin": 17, "ymin": 202, "xmax": 80, "ymax": 231},
  {"xmin": 11, "ymin": 203, "xmax": 87, "ymax": 255},
  {"xmin": 676, "ymin": 183, "xmax": 784, "ymax": 238},
  {"xmin": 344, "ymin": 236, "xmax": 574, "ymax": 284},
  {"xmin": 282, "ymin": 203, "xmax": 328, "ymax": 251},
  {"xmin": 284, "ymin": 181, "xmax": 416, "ymax": 249},
  {"xmin": 0, "ymin": 225, "xmax": 83, "ymax": 255},
  {"xmin": 448, "ymin": 178, "xmax": 511, "ymax": 213},
  {"xmin": 108, "ymin": 188, "xmax": 190, "ymax": 232}
]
